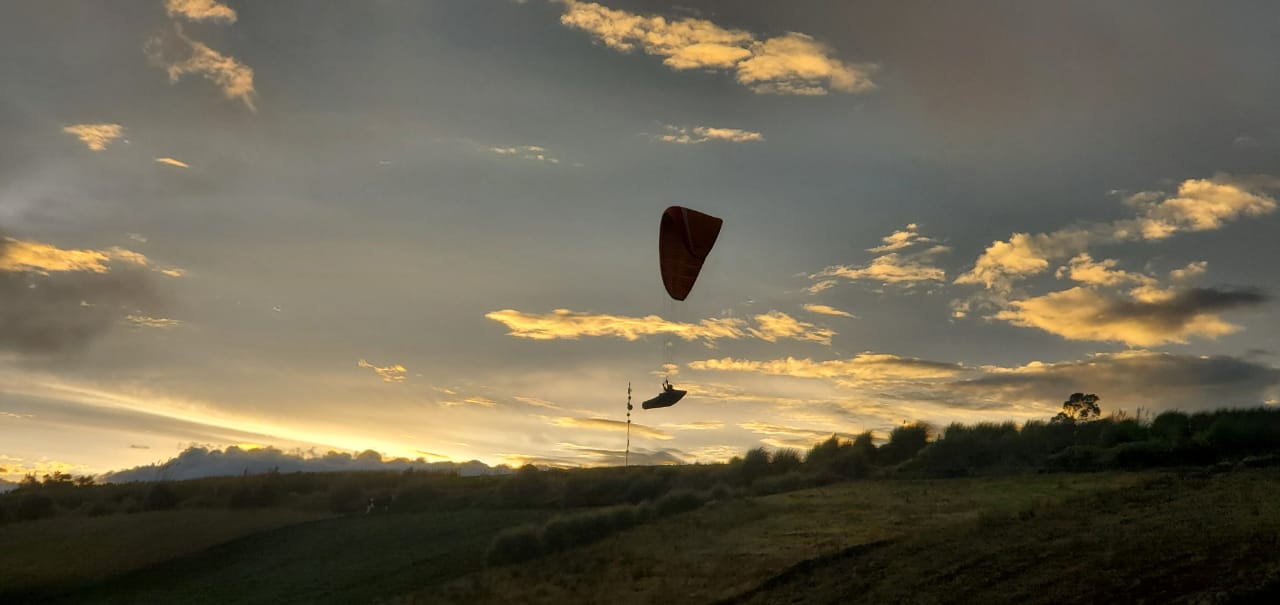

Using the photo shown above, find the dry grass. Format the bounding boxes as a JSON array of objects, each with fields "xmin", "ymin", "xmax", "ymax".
[{"xmin": 394, "ymin": 472, "xmax": 1152, "ymax": 604}]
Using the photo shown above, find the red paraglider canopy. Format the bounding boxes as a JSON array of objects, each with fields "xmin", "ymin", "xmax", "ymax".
[{"xmin": 659, "ymin": 206, "xmax": 723, "ymax": 301}]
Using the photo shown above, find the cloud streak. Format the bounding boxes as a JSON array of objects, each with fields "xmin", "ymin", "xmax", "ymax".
[
  {"xmin": 357, "ymin": 359, "xmax": 407, "ymax": 383},
  {"xmin": 656, "ymin": 125, "xmax": 764, "ymax": 144},
  {"xmin": 155, "ymin": 157, "xmax": 190, "ymax": 169},
  {"xmin": 165, "ymin": 0, "xmax": 237, "ymax": 24},
  {"xmin": 486, "ymin": 308, "xmax": 834, "ymax": 345},
  {"xmin": 549, "ymin": 416, "xmax": 673, "ymax": 440},
  {"xmin": 810, "ymin": 225, "xmax": 949, "ymax": 289},
  {"xmin": 145, "ymin": 24, "xmax": 256, "ymax": 111},
  {"xmin": 557, "ymin": 0, "xmax": 875, "ymax": 95}
]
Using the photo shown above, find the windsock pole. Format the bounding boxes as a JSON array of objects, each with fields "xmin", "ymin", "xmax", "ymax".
[{"xmin": 625, "ymin": 382, "xmax": 633, "ymax": 467}]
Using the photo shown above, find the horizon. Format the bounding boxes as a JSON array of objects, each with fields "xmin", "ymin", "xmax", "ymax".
[{"xmin": 4, "ymin": 0, "xmax": 1280, "ymax": 482}]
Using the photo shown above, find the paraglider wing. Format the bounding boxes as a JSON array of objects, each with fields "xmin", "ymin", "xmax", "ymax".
[
  {"xmin": 641, "ymin": 388, "xmax": 687, "ymax": 409},
  {"xmin": 659, "ymin": 206, "xmax": 723, "ymax": 301}
]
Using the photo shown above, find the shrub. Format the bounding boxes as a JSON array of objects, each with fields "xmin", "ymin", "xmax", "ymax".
[
  {"xmin": 752, "ymin": 472, "xmax": 809, "ymax": 496},
  {"xmin": 879, "ymin": 423, "xmax": 931, "ymax": 465},
  {"xmin": 739, "ymin": 448, "xmax": 771, "ymax": 485},
  {"xmin": 86, "ymin": 501, "xmax": 116, "ymax": 517},
  {"xmin": 653, "ymin": 488, "xmax": 706, "ymax": 516},
  {"xmin": 486, "ymin": 523, "xmax": 543, "ymax": 565},
  {"xmin": 1151, "ymin": 411, "xmax": 1192, "ymax": 444},
  {"xmin": 328, "ymin": 482, "xmax": 365, "ymax": 514},
  {"xmin": 770, "ymin": 449, "xmax": 803, "ymax": 474},
  {"xmin": 709, "ymin": 482, "xmax": 735, "ymax": 501},
  {"xmin": 146, "ymin": 482, "xmax": 180, "ymax": 510},
  {"xmin": 16, "ymin": 494, "xmax": 56, "ymax": 521},
  {"xmin": 1044, "ymin": 445, "xmax": 1104, "ymax": 472}
]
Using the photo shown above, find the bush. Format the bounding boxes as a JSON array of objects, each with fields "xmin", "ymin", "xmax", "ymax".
[
  {"xmin": 486, "ymin": 523, "xmax": 543, "ymax": 565},
  {"xmin": 739, "ymin": 448, "xmax": 771, "ymax": 485},
  {"xmin": 146, "ymin": 482, "xmax": 180, "ymax": 510},
  {"xmin": 1044, "ymin": 445, "xmax": 1105, "ymax": 472},
  {"xmin": 752, "ymin": 472, "xmax": 809, "ymax": 495},
  {"xmin": 1103, "ymin": 441, "xmax": 1173, "ymax": 469},
  {"xmin": 86, "ymin": 501, "xmax": 116, "ymax": 517},
  {"xmin": 16, "ymin": 494, "xmax": 56, "ymax": 521},
  {"xmin": 879, "ymin": 423, "xmax": 931, "ymax": 465},
  {"xmin": 770, "ymin": 449, "xmax": 803, "ymax": 474},
  {"xmin": 1151, "ymin": 411, "xmax": 1192, "ymax": 444},
  {"xmin": 709, "ymin": 482, "xmax": 735, "ymax": 501},
  {"xmin": 653, "ymin": 488, "xmax": 706, "ymax": 516},
  {"xmin": 329, "ymin": 483, "xmax": 365, "ymax": 514}
]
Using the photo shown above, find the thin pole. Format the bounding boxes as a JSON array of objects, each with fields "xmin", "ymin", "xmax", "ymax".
[{"xmin": 625, "ymin": 382, "xmax": 632, "ymax": 467}]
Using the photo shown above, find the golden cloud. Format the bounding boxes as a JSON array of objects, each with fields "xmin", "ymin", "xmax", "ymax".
[
  {"xmin": 487, "ymin": 308, "xmax": 836, "ymax": 345},
  {"xmin": 125, "ymin": 315, "xmax": 182, "ymax": 329},
  {"xmin": 357, "ymin": 359, "xmax": 407, "ymax": 383},
  {"xmin": 62, "ymin": 123, "xmax": 123, "ymax": 151},
  {"xmin": 0, "ymin": 238, "xmax": 111, "ymax": 274},
  {"xmin": 748, "ymin": 310, "xmax": 835, "ymax": 345},
  {"xmin": 558, "ymin": 0, "xmax": 874, "ymax": 95},
  {"xmin": 994, "ymin": 286, "xmax": 1267, "ymax": 346},
  {"xmin": 957, "ymin": 175, "xmax": 1277, "ymax": 292},
  {"xmin": 1055, "ymin": 253, "xmax": 1153, "ymax": 287},
  {"xmin": 146, "ymin": 24, "xmax": 256, "ymax": 111},
  {"xmin": 549, "ymin": 416, "xmax": 673, "ymax": 440},
  {"xmin": 155, "ymin": 157, "xmax": 190, "ymax": 169},
  {"xmin": 486, "ymin": 308, "xmax": 746, "ymax": 342},
  {"xmin": 662, "ymin": 421, "xmax": 724, "ymax": 431},
  {"xmin": 689, "ymin": 354, "xmax": 966, "ymax": 383},
  {"xmin": 867, "ymin": 223, "xmax": 930, "ymax": 253},
  {"xmin": 165, "ymin": 0, "xmax": 237, "ymax": 23},
  {"xmin": 657, "ymin": 125, "xmax": 764, "ymax": 144},
  {"xmin": 802, "ymin": 304, "xmax": 857, "ymax": 319}
]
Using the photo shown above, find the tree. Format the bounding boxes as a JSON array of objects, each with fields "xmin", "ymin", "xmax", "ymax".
[{"xmin": 1053, "ymin": 393, "xmax": 1101, "ymax": 424}]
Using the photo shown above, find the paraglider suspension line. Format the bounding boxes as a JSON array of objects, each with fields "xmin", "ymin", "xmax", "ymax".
[{"xmin": 625, "ymin": 382, "xmax": 632, "ymax": 467}]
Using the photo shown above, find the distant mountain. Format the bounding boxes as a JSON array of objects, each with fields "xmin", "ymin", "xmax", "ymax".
[
  {"xmin": 0, "ymin": 478, "xmax": 18, "ymax": 493},
  {"xmin": 101, "ymin": 446, "xmax": 511, "ymax": 483}
]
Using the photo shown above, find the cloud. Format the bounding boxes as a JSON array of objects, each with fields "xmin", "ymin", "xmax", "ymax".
[
  {"xmin": 811, "ymin": 248, "xmax": 949, "ymax": 287},
  {"xmin": 748, "ymin": 310, "xmax": 835, "ymax": 345},
  {"xmin": 512, "ymin": 396, "xmax": 561, "ymax": 409},
  {"xmin": 867, "ymin": 223, "xmax": 930, "ymax": 253},
  {"xmin": 487, "ymin": 308, "xmax": 745, "ymax": 342},
  {"xmin": 155, "ymin": 157, "xmax": 190, "ymax": 169},
  {"xmin": 956, "ymin": 351, "xmax": 1280, "ymax": 414},
  {"xmin": 357, "ymin": 359, "xmax": 407, "ymax": 383},
  {"xmin": 689, "ymin": 354, "xmax": 966, "ymax": 384},
  {"xmin": 101, "ymin": 446, "xmax": 503, "ymax": 482},
  {"xmin": 128, "ymin": 444, "xmax": 151, "ymax": 449},
  {"xmin": 739, "ymin": 421, "xmax": 841, "ymax": 440},
  {"xmin": 810, "ymin": 225, "xmax": 948, "ymax": 290},
  {"xmin": 656, "ymin": 125, "xmax": 764, "ymax": 144},
  {"xmin": 1054, "ymin": 253, "xmax": 1153, "ymax": 287},
  {"xmin": 488, "ymin": 145, "xmax": 562, "ymax": 164},
  {"xmin": 125, "ymin": 314, "xmax": 182, "ymax": 329},
  {"xmin": 957, "ymin": 175, "xmax": 1278, "ymax": 292},
  {"xmin": 0, "ymin": 236, "xmax": 167, "ymax": 355},
  {"xmin": 557, "ymin": 0, "xmax": 874, "ymax": 95},
  {"xmin": 995, "ymin": 285, "xmax": 1269, "ymax": 346},
  {"xmin": 440, "ymin": 396, "xmax": 498, "ymax": 408},
  {"xmin": 802, "ymin": 304, "xmax": 857, "ymax": 319},
  {"xmin": 487, "ymin": 308, "xmax": 835, "ymax": 345},
  {"xmin": 165, "ymin": 0, "xmax": 237, "ymax": 23},
  {"xmin": 549, "ymin": 416, "xmax": 673, "ymax": 440},
  {"xmin": 662, "ymin": 421, "xmax": 724, "ymax": 431},
  {"xmin": 145, "ymin": 24, "xmax": 256, "ymax": 111},
  {"xmin": 62, "ymin": 124, "xmax": 123, "ymax": 151},
  {"xmin": 557, "ymin": 442, "xmax": 686, "ymax": 465}
]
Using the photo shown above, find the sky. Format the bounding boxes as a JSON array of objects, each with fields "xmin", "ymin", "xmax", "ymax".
[{"xmin": 3, "ymin": 0, "xmax": 1280, "ymax": 480}]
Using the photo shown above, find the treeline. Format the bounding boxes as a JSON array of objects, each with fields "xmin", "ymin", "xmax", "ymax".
[
  {"xmin": 907, "ymin": 407, "xmax": 1280, "ymax": 477},
  {"xmin": 6, "ymin": 406, "xmax": 1280, "ymax": 527}
]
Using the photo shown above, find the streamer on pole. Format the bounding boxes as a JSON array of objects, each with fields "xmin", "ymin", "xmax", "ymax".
[{"xmin": 625, "ymin": 382, "xmax": 632, "ymax": 466}]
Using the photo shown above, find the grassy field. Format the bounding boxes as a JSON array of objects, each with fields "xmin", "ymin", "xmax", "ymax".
[
  {"xmin": 0, "ymin": 508, "xmax": 326, "ymax": 601},
  {"xmin": 35, "ymin": 508, "xmax": 551, "ymax": 605},
  {"xmin": 397, "ymin": 471, "xmax": 1157, "ymax": 604},
  {"xmin": 7, "ymin": 469, "xmax": 1279, "ymax": 604}
]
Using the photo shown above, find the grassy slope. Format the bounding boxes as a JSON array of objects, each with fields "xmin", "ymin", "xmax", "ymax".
[
  {"xmin": 44, "ymin": 508, "xmax": 550, "ymax": 605},
  {"xmin": 0, "ymin": 509, "xmax": 326, "ymax": 600},
  {"xmin": 402, "ymin": 472, "xmax": 1154, "ymax": 604},
  {"xmin": 731, "ymin": 469, "xmax": 1280, "ymax": 605}
]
